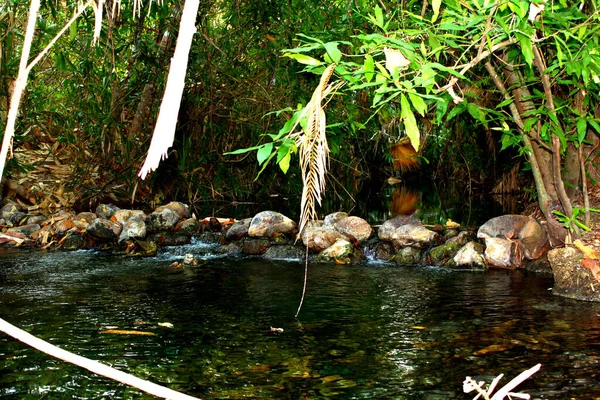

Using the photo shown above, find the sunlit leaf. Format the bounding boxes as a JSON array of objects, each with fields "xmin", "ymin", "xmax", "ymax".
[
  {"xmin": 384, "ymin": 47, "xmax": 410, "ymax": 75},
  {"xmin": 577, "ymin": 118, "xmax": 587, "ymax": 144},
  {"xmin": 401, "ymin": 94, "xmax": 420, "ymax": 151},
  {"xmin": 408, "ymin": 93, "xmax": 427, "ymax": 116},
  {"xmin": 431, "ymin": 0, "xmax": 441, "ymax": 22},
  {"xmin": 364, "ymin": 54, "xmax": 374, "ymax": 82},
  {"xmin": 323, "ymin": 42, "xmax": 342, "ymax": 63},
  {"xmin": 283, "ymin": 53, "xmax": 323, "ymax": 66},
  {"xmin": 257, "ymin": 143, "xmax": 273, "ymax": 165}
]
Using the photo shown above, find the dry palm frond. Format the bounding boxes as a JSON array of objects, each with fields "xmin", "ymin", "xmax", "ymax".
[{"xmin": 293, "ymin": 64, "xmax": 342, "ymax": 235}]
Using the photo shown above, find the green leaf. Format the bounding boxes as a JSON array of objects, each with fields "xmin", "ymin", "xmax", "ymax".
[
  {"xmin": 577, "ymin": 118, "xmax": 587, "ymax": 144},
  {"xmin": 466, "ymin": 103, "xmax": 487, "ymax": 127},
  {"xmin": 323, "ymin": 42, "xmax": 342, "ymax": 63},
  {"xmin": 224, "ymin": 145, "xmax": 263, "ymax": 155},
  {"xmin": 69, "ymin": 18, "xmax": 77, "ymax": 41},
  {"xmin": 518, "ymin": 34, "xmax": 533, "ymax": 67},
  {"xmin": 497, "ymin": 98, "xmax": 514, "ymax": 108},
  {"xmin": 279, "ymin": 151, "xmax": 291, "ymax": 174},
  {"xmin": 401, "ymin": 94, "xmax": 420, "ymax": 151},
  {"xmin": 364, "ymin": 54, "xmax": 374, "ymax": 82},
  {"xmin": 257, "ymin": 143, "xmax": 273, "ymax": 165},
  {"xmin": 408, "ymin": 93, "xmax": 427, "ymax": 116},
  {"xmin": 431, "ymin": 0, "xmax": 442, "ymax": 22},
  {"xmin": 283, "ymin": 53, "xmax": 323, "ymax": 66},
  {"xmin": 374, "ymin": 5, "xmax": 384, "ymax": 29}
]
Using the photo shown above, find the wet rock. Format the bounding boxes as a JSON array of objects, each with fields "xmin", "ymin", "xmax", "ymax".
[
  {"xmin": 204, "ymin": 217, "xmax": 222, "ymax": 232},
  {"xmin": 155, "ymin": 201, "xmax": 191, "ymax": 220},
  {"xmin": 240, "ymin": 237, "xmax": 271, "ymax": 255},
  {"xmin": 393, "ymin": 247, "xmax": 423, "ymax": 266},
  {"xmin": 26, "ymin": 215, "xmax": 47, "ymax": 225},
  {"xmin": 478, "ymin": 215, "xmax": 548, "ymax": 260},
  {"xmin": 7, "ymin": 223, "xmax": 41, "ymax": 236},
  {"xmin": 525, "ymin": 257, "xmax": 553, "ymax": 275},
  {"xmin": 112, "ymin": 209, "xmax": 145, "ymax": 225},
  {"xmin": 146, "ymin": 208, "xmax": 180, "ymax": 232},
  {"xmin": 449, "ymin": 241, "xmax": 486, "ymax": 269},
  {"xmin": 443, "ymin": 229, "xmax": 459, "ymax": 241},
  {"xmin": 133, "ymin": 240, "xmax": 158, "ymax": 256},
  {"xmin": 334, "ymin": 216, "xmax": 372, "ymax": 242},
  {"xmin": 175, "ymin": 218, "xmax": 200, "ymax": 235},
  {"xmin": 72, "ymin": 212, "xmax": 96, "ymax": 229},
  {"xmin": 225, "ymin": 218, "xmax": 252, "ymax": 241},
  {"xmin": 483, "ymin": 237, "xmax": 523, "ymax": 269},
  {"xmin": 428, "ymin": 242, "xmax": 463, "ymax": 266},
  {"xmin": 54, "ymin": 219, "xmax": 76, "ymax": 235},
  {"xmin": 378, "ymin": 215, "xmax": 440, "ymax": 248},
  {"xmin": 263, "ymin": 245, "xmax": 307, "ymax": 261},
  {"xmin": 119, "ymin": 215, "xmax": 146, "ymax": 242},
  {"xmin": 96, "ymin": 204, "xmax": 120, "ymax": 219},
  {"xmin": 1, "ymin": 203, "xmax": 27, "ymax": 226},
  {"xmin": 217, "ymin": 243, "xmax": 242, "ymax": 256},
  {"xmin": 60, "ymin": 234, "xmax": 89, "ymax": 250},
  {"xmin": 445, "ymin": 231, "xmax": 471, "ymax": 246},
  {"xmin": 367, "ymin": 241, "xmax": 396, "ymax": 261},
  {"xmin": 324, "ymin": 212, "xmax": 349, "ymax": 227},
  {"xmin": 314, "ymin": 239, "xmax": 361, "ymax": 264},
  {"xmin": 196, "ymin": 231, "xmax": 222, "ymax": 244},
  {"xmin": 301, "ymin": 221, "xmax": 346, "ymax": 253},
  {"xmin": 549, "ymin": 246, "xmax": 600, "ymax": 301},
  {"xmin": 183, "ymin": 253, "xmax": 198, "ymax": 265},
  {"xmin": 248, "ymin": 211, "xmax": 297, "ymax": 238},
  {"xmin": 147, "ymin": 232, "xmax": 191, "ymax": 246},
  {"xmin": 86, "ymin": 218, "xmax": 122, "ymax": 241}
]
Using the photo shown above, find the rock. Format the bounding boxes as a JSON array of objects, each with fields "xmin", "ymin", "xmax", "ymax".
[
  {"xmin": 155, "ymin": 201, "xmax": 191, "ymax": 220},
  {"xmin": 240, "ymin": 237, "xmax": 271, "ymax": 255},
  {"xmin": 393, "ymin": 246, "xmax": 423, "ymax": 266},
  {"xmin": 86, "ymin": 218, "xmax": 122, "ymax": 241},
  {"xmin": 378, "ymin": 215, "xmax": 440, "ymax": 248},
  {"xmin": 549, "ymin": 246, "xmax": 600, "ymax": 301},
  {"xmin": 133, "ymin": 240, "xmax": 158, "ymax": 256},
  {"xmin": 525, "ymin": 258, "xmax": 553, "ymax": 275},
  {"xmin": 313, "ymin": 239, "xmax": 361, "ymax": 264},
  {"xmin": 7, "ymin": 223, "xmax": 40, "ymax": 236},
  {"xmin": 334, "ymin": 216, "xmax": 372, "ymax": 242},
  {"xmin": 204, "ymin": 217, "xmax": 222, "ymax": 232},
  {"xmin": 217, "ymin": 243, "xmax": 242, "ymax": 256},
  {"xmin": 75, "ymin": 212, "xmax": 97, "ymax": 223},
  {"xmin": 428, "ymin": 242, "xmax": 463, "ymax": 266},
  {"xmin": 445, "ymin": 231, "xmax": 471, "ymax": 246},
  {"xmin": 324, "ymin": 212, "xmax": 349, "ymax": 226},
  {"xmin": 366, "ymin": 241, "xmax": 396, "ymax": 261},
  {"xmin": 0, "ymin": 203, "xmax": 27, "ymax": 226},
  {"xmin": 175, "ymin": 218, "xmax": 200, "ymax": 235},
  {"xmin": 146, "ymin": 232, "xmax": 191, "ymax": 246},
  {"xmin": 54, "ymin": 219, "xmax": 76, "ymax": 235},
  {"xmin": 263, "ymin": 245, "xmax": 307, "ymax": 261},
  {"xmin": 119, "ymin": 215, "xmax": 146, "ymax": 242},
  {"xmin": 183, "ymin": 253, "xmax": 198, "ymax": 265},
  {"xmin": 301, "ymin": 221, "xmax": 346, "ymax": 252},
  {"xmin": 96, "ymin": 204, "xmax": 120, "ymax": 219},
  {"xmin": 26, "ymin": 215, "xmax": 47, "ymax": 225},
  {"xmin": 60, "ymin": 234, "xmax": 89, "ymax": 250},
  {"xmin": 146, "ymin": 208, "xmax": 180, "ymax": 232},
  {"xmin": 196, "ymin": 231, "xmax": 222, "ymax": 244},
  {"xmin": 478, "ymin": 215, "xmax": 548, "ymax": 260},
  {"xmin": 225, "ymin": 218, "xmax": 252, "ymax": 241},
  {"xmin": 112, "ymin": 209, "xmax": 145, "ymax": 225},
  {"xmin": 248, "ymin": 211, "xmax": 297, "ymax": 238},
  {"xmin": 450, "ymin": 241, "xmax": 486, "ymax": 269},
  {"xmin": 483, "ymin": 237, "xmax": 523, "ymax": 268}
]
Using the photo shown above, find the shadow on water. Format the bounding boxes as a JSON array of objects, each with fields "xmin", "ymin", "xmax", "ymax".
[{"xmin": 1, "ymin": 248, "xmax": 600, "ymax": 399}]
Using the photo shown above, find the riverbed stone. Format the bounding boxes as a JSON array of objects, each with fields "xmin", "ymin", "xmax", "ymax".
[
  {"xmin": 445, "ymin": 231, "xmax": 471, "ymax": 246},
  {"xmin": 146, "ymin": 208, "xmax": 180, "ymax": 232},
  {"xmin": 225, "ymin": 218, "xmax": 252, "ymax": 241},
  {"xmin": 86, "ymin": 218, "xmax": 122, "ymax": 241},
  {"xmin": 175, "ymin": 218, "xmax": 201, "ymax": 235},
  {"xmin": 483, "ymin": 237, "xmax": 523, "ymax": 268},
  {"xmin": 60, "ymin": 233, "xmax": 89, "ymax": 251},
  {"xmin": 119, "ymin": 215, "xmax": 146, "ymax": 242},
  {"xmin": 263, "ymin": 245, "xmax": 306, "ymax": 261},
  {"xmin": 449, "ymin": 241, "xmax": 486, "ymax": 269},
  {"xmin": 313, "ymin": 239, "xmax": 361, "ymax": 264},
  {"xmin": 393, "ymin": 246, "xmax": 423, "ymax": 266},
  {"xmin": 428, "ymin": 242, "xmax": 463, "ymax": 266},
  {"xmin": 248, "ymin": 211, "xmax": 297, "ymax": 238},
  {"xmin": 26, "ymin": 215, "xmax": 47, "ymax": 225},
  {"xmin": 378, "ymin": 215, "xmax": 440, "ymax": 248},
  {"xmin": 549, "ymin": 246, "xmax": 600, "ymax": 301},
  {"xmin": 112, "ymin": 209, "xmax": 145, "ymax": 225},
  {"xmin": 147, "ymin": 231, "xmax": 191, "ymax": 246},
  {"xmin": 156, "ymin": 201, "xmax": 191, "ymax": 220},
  {"xmin": 240, "ymin": 237, "xmax": 271, "ymax": 255},
  {"xmin": 367, "ymin": 241, "xmax": 396, "ymax": 261},
  {"xmin": 478, "ymin": 215, "xmax": 548, "ymax": 260},
  {"xmin": 334, "ymin": 216, "xmax": 372, "ymax": 242},
  {"xmin": 324, "ymin": 212, "xmax": 349, "ymax": 227},
  {"xmin": 217, "ymin": 243, "xmax": 242, "ymax": 256},
  {"xmin": 96, "ymin": 203, "xmax": 120, "ymax": 219},
  {"xmin": 0, "ymin": 202, "xmax": 27, "ymax": 226},
  {"xmin": 54, "ymin": 219, "xmax": 76, "ymax": 235},
  {"xmin": 301, "ymin": 221, "xmax": 346, "ymax": 253}
]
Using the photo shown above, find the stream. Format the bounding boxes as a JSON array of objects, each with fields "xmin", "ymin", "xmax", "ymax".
[{"xmin": 1, "ymin": 244, "xmax": 600, "ymax": 399}]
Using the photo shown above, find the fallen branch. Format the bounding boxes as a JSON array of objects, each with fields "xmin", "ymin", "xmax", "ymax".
[{"xmin": 0, "ymin": 317, "xmax": 199, "ymax": 400}]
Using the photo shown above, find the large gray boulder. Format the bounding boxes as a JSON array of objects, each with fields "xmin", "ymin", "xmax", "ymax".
[
  {"xmin": 146, "ymin": 208, "xmax": 180, "ymax": 232},
  {"xmin": 334, "ymin": 216, "xmax": 372, "ymax": 242},
  {"xmin": 451, "ymin": 241, "xmax": 486, "ymax": 269},
  {"xmin": 119, "ymin": 215, "xmax": 146, "ymax": 242},
  {"xmin": 248, "ymin": 211, "xmax": 297, "ymax": 238},
  {"xmin": 87, "ymin": 218, "xmax": 122, "ymax": 241},
  {"xmin": 225, "ymin": 218, "xmax": 252, "ymax": 241},
  {"xmin": 477, "ymin": 215, "xmax": 548, "ymax": 260},
  {"xmin": 378, "ymin": 215, "xmax": 440, "ymax": 248},
  {"xmin": 483, "ymin": 237, "xmax": 523, "ymax": 268},
  {"xmin": 155, "ymin": 201, "xmax": 191, "ymax": 220}
]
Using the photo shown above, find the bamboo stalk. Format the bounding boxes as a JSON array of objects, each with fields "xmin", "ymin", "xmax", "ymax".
[{"xmin": 0, "ymin": 317, "xmax": 199, "ymax": 400}]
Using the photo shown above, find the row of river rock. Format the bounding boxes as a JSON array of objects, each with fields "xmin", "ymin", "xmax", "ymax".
[{"xmin": 0, "ymin": 201, "xmax": 552, "ymax": 271}]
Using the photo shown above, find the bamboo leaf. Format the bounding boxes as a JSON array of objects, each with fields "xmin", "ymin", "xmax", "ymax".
[
  {"xmin": 431, "ymin": 0, "xmax": 441, "ymax": 22},
  {"xmin": 257, "ymin": 143, "xmax": 273, "ymax": 165},
  {"xmin": 408, "ymin": 93, "xmax": 427, "ymax": 116},
  {"xmin": 323, "ymin": 42, "xmax": 342, "ymax": 63},
  {"xmin": 283, "ymin": 53, "xmax": 323, "ymax": 66},
  {"xmin": 364, "ymin": 54, "xmax": 374, "ymax": 82},
  {"xmin": 577, "ymin": 118, "xmax": 587, "ymax": 144},
  {"xmin": 401, "ymin": 94, "xmax": 420, "ymax": 151}
]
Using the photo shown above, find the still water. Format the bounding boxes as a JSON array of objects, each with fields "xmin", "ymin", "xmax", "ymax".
[{"xmin": 0, "ymin": 245, "xmax": 600, "ymax": 399}]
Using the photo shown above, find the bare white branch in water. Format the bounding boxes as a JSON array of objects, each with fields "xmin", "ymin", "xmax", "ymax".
[{"xmin": 464, "ymin": 364, "xmax": 541, "ymax": 400}]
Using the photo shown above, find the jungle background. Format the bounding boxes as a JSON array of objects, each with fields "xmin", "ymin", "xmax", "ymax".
[{"xmin": 1, "ymin": 0, "xmax": 598, "ymax": 229}]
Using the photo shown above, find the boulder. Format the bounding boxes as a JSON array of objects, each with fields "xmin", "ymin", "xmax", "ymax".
[
  {"xmin": 263, "ymin": 245, "xmax": 307, "ymax": 261},
  {"xmin": 96, "ymin": 204, "xmax": 120, "ymax": 219},
  {"xmin": 175, "ymin": 218, "xmax": 201, "ymax": 235},
  {"xmin": 225, "ymin": 218, "xmax": 252, "ymax": 241},
  {"xmin": 450, "ymin": 241, "xmax": 486, "ymax": 269},
  {"xmin": 313, "ymin": 239, "xmax": 361, "ymax": 264},
  {"xmin": 217, "ymin": 243, "xmax": 242, "ymax": 256},
  {"xmin": 54, "ymin": 219, "xmax": 76, "ymax": 235},
  {"xmin": 364, "ymin": 240, "xmax": 396, "ymax": 261},
  {"xmin": 248, "ymin": 211, "xmax": 297, "ymax": 238},
  {"xmin": 324, "ymin": 212, "xmax": 349, "ymax": 227},
  {"xmin": 334, "ymin": 216, "xmax": 372, "ymax": 242},
  {"xmin": 146, "ymin": 208, "xmax": 180, "ymax": 232},
  {"xmin": 240, "ymin": 237, "xmax": 271, "ymax": 255},
  {"xmin": 483, "ymin": 237, "xmax": 523, "ymax": 268},
  {"xmin": 549, "ymin": 246, "xmax": 600, "ymax": 301},
  {"xmin": 155, "ymin": 201, "xmax": 191, "ymax": 220},
  {"xmin": 301, "ymin": 221, "xmax": 346, "ymax": 252},
  {"xmin": 478, "ymin": 215, "xmax": 548, "ymax": 260},
  {"xmin": 445, "ymin": 231, "xmax": 471, "ymax": 246},
  {"xmin": 26, "ymin": 215, "xmax": 47, "ymax": 225},
  {"xmin": 86, "ymin": 218, "xmax": 122, "ymax": 241},
  {"xmin": 0, "ymin": 203, "xmax": 27, "ymax": 226},
  {"xmin": 73, "ymin": 212, "xmax": 96, "ymax": 229},
  {"xmin": 393, "ymin": 246, "xmax": 423, "ymax": 266},
  {"xmin": 112, "ymin": 209, "xmax": 145, "ymax": 225},
  {"xmin": 378, "ymin": 215, "xmax": 440, "ymax": 248},
  {"xmin": 146, "ymin": 232, "xmax": 191, "ymax": 246},
  {"xmin": 428, "ymin": 242, "xmax": 463, "ymax": 266},
  {"xmin": 119, "ymin": 215, "xmax": 147, "ymax": 242}
]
